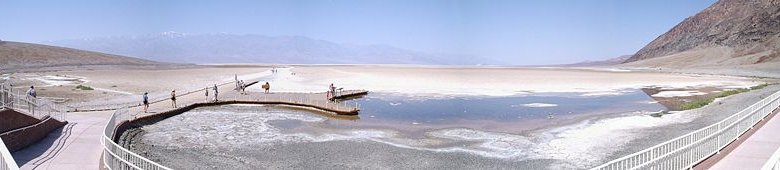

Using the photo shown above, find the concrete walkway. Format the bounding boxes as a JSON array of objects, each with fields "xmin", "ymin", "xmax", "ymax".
[
  {"xmin": 12, "ymin": 111, "xmax": 111, "ymax": 170},
  {"xmin": 132, "ymin": 83, "xmax": 365, "ymax": 118},
  {"xmin": 708, "ymin": 108, "xmax": 780, "ymax": 170},
  {"xmin": 10, "ymin": 77, "xmax": 246, "ymax": 170},
  {"xmin": 11, "ymin": 79, "xmax": 251, "ymax": 170}
]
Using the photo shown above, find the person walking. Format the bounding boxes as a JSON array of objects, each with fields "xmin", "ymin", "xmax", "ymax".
[
  {"xmin": 171, "ymin": 90, "xmax": 177, "ymax": 108},
  {"xmin": 213, "ymin": 84, "xmax": 219, "ymax": 102},
  {"xmin": 26, "ymin": 86, "xmax": 36, "ymax": 113},
  {"xmin": 326, "ymin": 83, "xmax": 333, "ymax": 100},
  {"xmin": 263, "ymin": 82, "xmax": 270, "ymax": 94},
  {"xmin": 143, "ymin": 92, "xmax": 149, "ymax": 113},
  {"xmin": 27, "ymin": 86, "xmax": 37, "ymax": 98},
  {"xmin": 330, "ymin": 83, "xmax": 336, "ymax": 96},
  {"xmin": 5, "ymin": 83, "xmax": 13, "ymax": 108},
  {"xmin": 204, "ymin": 87, "xmax": 209, "ymax": 102},
  {"xmin": 240, "ymin": 80, "xmax": 246, "ymax": 94},
  {"xmin": 238, "ymin": 80, "xmax": 243, "ymax": 94}
]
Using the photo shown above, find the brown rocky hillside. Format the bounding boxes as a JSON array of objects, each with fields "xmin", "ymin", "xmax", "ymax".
[
  {"xmin": 0, "ymin": 41, "xmax": 158, "ymax": 69},
  {"xmin": 624, "ymin": 0, "xmax": 780, "ymax": 67}
]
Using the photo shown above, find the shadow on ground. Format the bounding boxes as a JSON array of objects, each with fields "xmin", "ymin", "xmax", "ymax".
[{"xmin": 11, "ymin": 123, "xmax": 76, "ymax": 168}]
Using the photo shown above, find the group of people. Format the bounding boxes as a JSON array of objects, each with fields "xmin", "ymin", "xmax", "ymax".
[
  {"xmin": 142, "ymin": 73, "xmax": 283, "ymax": 112},
  {"xmin": 234, "ymin": 74, "xmax": 271, "ymax": 94},
  {"xmin": 237, "ymin": 80, "xmax": 247, "ymax": 94},
  {"xmin": 207, "ymin": 84, "xmax": 219, "ymax": 102},
  {"xmin": 234, "ymin": 75, "xmax": 244, "ymax": 94},
  {"xmin": 204, "ymin": 84, "xmax": 219, "ymax": 102},
  {"xmin": 326, "ymin": 83, "xmax": 337, "ymax": 100},
  {"xmin": 141, "ymin": 84, "xmax": 218, "ymax": 113}
]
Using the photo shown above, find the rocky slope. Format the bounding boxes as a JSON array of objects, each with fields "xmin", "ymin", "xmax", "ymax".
[
  {"xmin": 624, "ymin": 0, "xmax": 780, "ymax": 67},
  {"xmin": 0, "ymin": 41, "xmax": 159, "ymax": 70},
  {"xmin": 561, "ymin": 55, "xmax": 631, "ymax": 67}
]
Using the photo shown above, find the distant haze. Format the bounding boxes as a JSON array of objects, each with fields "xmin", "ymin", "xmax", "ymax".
[
  {"xmin": 45, "ymin": 33, "xmax": 482, "ymax": 65},
  {"xmin": 1, "ymin": 0, "xmax": 716, "ymax": 65}
]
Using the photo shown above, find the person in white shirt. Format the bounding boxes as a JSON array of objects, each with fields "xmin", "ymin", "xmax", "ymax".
[{"xmin": 26, "ymin": 86, "xmax": 36, "ymax": 113}]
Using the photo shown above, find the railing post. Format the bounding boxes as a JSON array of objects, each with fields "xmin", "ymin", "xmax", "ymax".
[
  {"xmin": 32, "ymin": 98, "xmax": 36, "ymax": 117},
  {"xmin": 1, "ymin": 136, "xmax": 20, "ymax": 170},
  {"xmin": 1, "ymin": 84, "xmax": 5, "ymax": 108}
]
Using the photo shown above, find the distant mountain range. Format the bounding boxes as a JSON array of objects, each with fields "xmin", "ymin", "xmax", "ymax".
[
  {"xmin": 560, "ymin": 55, "xmax": 631, "ymax": 67},
  {"xmin": 624, "ymin": 0, "xmax": 780, "ymax": 67},
  {"xmin": 0, "ymin": 41, "xmax": 158, "ymax": 70},
  {"xmin": 44, "ymin": 32, "xmax": 483, "ymax": 65}
]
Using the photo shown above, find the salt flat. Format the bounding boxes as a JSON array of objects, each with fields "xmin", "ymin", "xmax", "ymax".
[
  {"xmin": 291, "ymin": 65, "xmax": 762, "ymax": 96},
  {"xmin": 6, "ymin": 64, "xmax": 776, "ymax": 169}
]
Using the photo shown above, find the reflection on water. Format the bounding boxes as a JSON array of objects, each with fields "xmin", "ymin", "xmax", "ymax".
[
  {"xmin": 348, "ymin": 91, "xmax": 665, "ymax": 124},
  {"xmin": 132, "ymin": 89, "xmax": 671, "ymax": 169}
]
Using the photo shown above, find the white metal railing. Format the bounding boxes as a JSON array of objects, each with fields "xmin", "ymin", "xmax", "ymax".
[
  {"xmin": 99, "ymin": 90, "xmax": 364, "ymax": 169},
  {"xmin": 0, "ymin": 83, "xmax": 66, "ymax": 121},
  {"xmin": 101, "ymin": 108, "xmax": 171, "ymax": 170},
  {"xmin": 0, "ymin": 138, "xmax": 19, "ymax": 170},
  {"xmin": 69, "ymin": 81, "xmax": 236, "ymax": 111},
  {"xmin": 763, "ymin": 146, "xmax": 780, "ymax": 170},
  {"xmin": 592, "ymin": 90, "xmax": 780, "ymax": 170},
  {"xmin": 330, "ymin": 89, "xmax": 367, "ymax": 99},
  {"xmin": 253, "ymin": 92, "xmax": 361, "ymax": 113}
]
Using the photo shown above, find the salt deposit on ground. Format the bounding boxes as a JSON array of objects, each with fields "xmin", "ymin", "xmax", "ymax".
[
  {"xmin": 290, "ymin": 66, "xmax": 761, "ymax": 97},
  {"xmin": 514, "ymin": 103, "xmax": 558, "ymax": 108},
  {"xmin": 112, "ymin": 65, "xmax": 777, "ymax": 169},
  {"xmin": 651, "ymin": 90, "xmax": 708, "ymax": 98},
  {"xmin": 90, "ymin": 87, "xmax": 135, "ymax": 95},
  {"xmin": 30, "ymin": 75, "xmax": 86, "ymax": 86},
  {"xmin": 139, "ymin": 102, "xmax": 705, "ymax": 169}
]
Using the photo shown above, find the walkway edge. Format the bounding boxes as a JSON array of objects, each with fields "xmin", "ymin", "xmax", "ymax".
[{"xmin": 692, "ymin": 105, "xmax": 780, "ymax": 169}]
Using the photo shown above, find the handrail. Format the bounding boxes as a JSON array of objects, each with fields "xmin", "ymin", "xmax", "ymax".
[
  {"xmin": 1, "ymin": 83, "xmax": 67, "ymax": 121},
  {"xmin": 99, "ymin": 90, "xmax": 364, "ymax": 169},
  {"xmin": 0, "ymin": 116, "xmax": 57, "ymax": 136},
  {"xmin": 763, "ymin": 146, "xmax": 780, "ymax": 170},
  {"xmin": 1, "ymin": 82, "xmax": 64, "ymax": 170},
  {"xmin": 101, "ymin": 108, "xmax": 171, "ymax": 170},
  {"xmin": 0, "ymin": 138, "xmax": 19, "ymax": 170},
  {"xmin": 96, "ymin": 77, "xmax": 365, "ymax": 169},
  {"xmin": 70, "ymin": 81, "xmax": 236, "ymax": 112},
  {"xmin": 592, "ymin": 90, "xmax": 780, "ymax": 170}
]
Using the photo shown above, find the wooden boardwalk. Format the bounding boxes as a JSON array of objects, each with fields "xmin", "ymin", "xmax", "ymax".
[
  {"xmin": 219, "ymin": 90, "xmax": 368, "ymax": 115},
  {"xmin": 329, "ymin": 89, "xmax": 369, "ymax": 100},
  {"xmin": 130, "ymin": 81, "xmax": 368, "ymax": 122},
  {"xmin": 4, "ymin": 72, "xmax": 368, "ymax": 169}
]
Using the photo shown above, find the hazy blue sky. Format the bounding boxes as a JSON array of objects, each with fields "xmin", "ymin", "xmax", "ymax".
[{"xmin": 0, "ymin": 0, "xmax": 716, "ymax": 65}]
